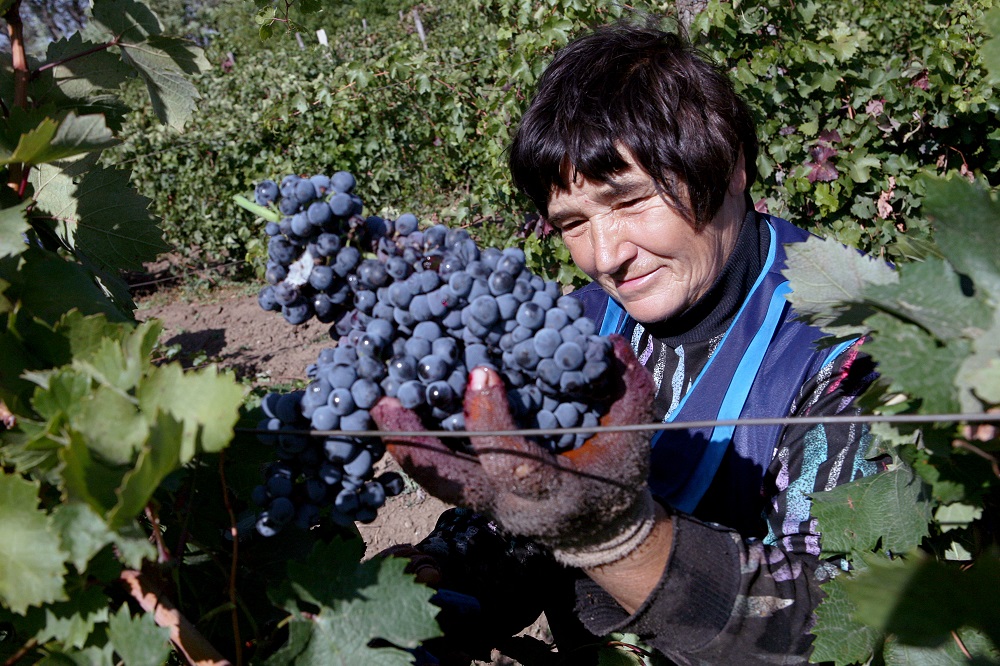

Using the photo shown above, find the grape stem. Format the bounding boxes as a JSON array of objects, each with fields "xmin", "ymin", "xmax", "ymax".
[
  {"xmin": 232, "ymin": 194, "xmax": 281, "ymax": 223},
  {"xmin": 121, "ymin": 569, "xmax": 231, "ymax": 665}
]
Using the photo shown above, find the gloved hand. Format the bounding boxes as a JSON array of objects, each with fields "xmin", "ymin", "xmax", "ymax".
[{"xmin": 371, "ymin": 335, "xmax": 657, "ymax": 568}]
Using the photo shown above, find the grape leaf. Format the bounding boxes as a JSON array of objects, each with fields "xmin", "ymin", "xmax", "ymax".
[
  {"xmin": 782, "ymin": 234, "xmax": 897, "ymax": 337},
  {"xmin": 0, "ymin": 200, "xmax": 31, "ymax": 259},
  {"xmin": 106, "ymin": 411, "xmax": 183, "ymax": 529},
  {"xmin": 845, "ymin": 552, "xmax": 1000, "ymax": 650},
  {"xmin": 31, "ymin": 164, "xmax": 169, "ymax": 274},
  {"xmin": 40, "ymin": 34, "xmax": 132, "ymax": 99},
  {"xmin": 118, "ymin": 37, "xmax": 205, "ymax": 130},
  {"xmin": 811, "ymin": 464, "xmax": 931, "ymax": 555},
  {"xmin": 34, "ymin": 586, "xmax": 110, "ymax": 650},
  {"xmin": 863, "ymin": 313, "xmax": 968, "ymax": 414},
  {"xmin": 883, "ymin": 630, "xmax": 999, "ymax": 665},
  {"xmin": 137, "ymin": 363, "xmax": 244, "ymax": 462},
  {"xmin": 922, "ymin": 177, "xmax": 1000, "ymax": 304},
  {"xmin": 51, "ymin": 502, "xmax": 117, "ymax": 572},
  {"xmin": 0, "ymin": 473, "xmax": 68, "ymax": 614},
  {"xmin": 9, "ymin": 249, "xmax": 129, "ymax": 325},
  {"xmin": 983, "ymin": 7, "xmax": 1000, "ymax": 82},
  {"xmin": 810, "ymin": 574, "xmax": 883, "ymax": 664},
  {"xmin": 73, "ymin": 385, "xmax": 148, "ymax": 466},
  {"xmin": 90, "ymin": 0, "xmax": 163, "ymax": 41},
  {"xmin": 1, "ymin": 113, "xmax": 117, "ymax": 166},
  {"xmin": 859, "ymin": 258, "xmax": 993, "ymax": 343},
  {"xmin": 107, "ymin": 605, "xmax": 171, "ymax": 666},
  {"xmin": 956, "ymin": 307, "xmax": 1000, "ymax": 410},
  {"xmin": 270, "ymin": 538, "xmax": 441, "ymax": 665},
  {"xmin": 61, "ymin": 430, "xmax": 128, "ymax": 516},
  {"xmin": 36, "ymin": 644, "xmax": 115, "ymax": 665}
]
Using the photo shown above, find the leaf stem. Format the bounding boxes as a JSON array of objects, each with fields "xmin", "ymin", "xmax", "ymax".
[
  {"xmin": 30, "ymin": 37, "xmax": 121, "ymax": 80},
  {"xmin": 218, "ymin": 451, "xmax": 244, "ymax": 666}
]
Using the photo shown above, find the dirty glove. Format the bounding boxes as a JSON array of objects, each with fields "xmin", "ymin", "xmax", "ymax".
[{"xmin": 371, "ymin": 335, "xmax": 657, "ymax": 568}]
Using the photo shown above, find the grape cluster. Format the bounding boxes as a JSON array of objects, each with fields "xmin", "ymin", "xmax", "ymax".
[{"xmin": 249, "ymin": 171, "xmax": 618, "ymax": 536}]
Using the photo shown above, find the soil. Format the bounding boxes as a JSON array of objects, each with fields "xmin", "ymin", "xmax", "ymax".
[{"xmin": 135, "ymin": 283, "xmax": 551, "ymax": 665}]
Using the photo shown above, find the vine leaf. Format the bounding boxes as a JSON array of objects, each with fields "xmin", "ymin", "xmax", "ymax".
[
  {"xmin": 782, "ymin": 235, "xmax": 897, "ymax": 339},
  {"xmin": 0, "ymin": 200, "xmax": 31, "ymax": 259},
  {"xmin": 106, "ymin": 411, "xmax": 182, "ymax": 529},
  {"xmin": 860, "ymin": 258, "xmax": 993, "ymax": 343},
  {"xmin": 0, "ymin": 473, "xmax": 68, "ymax": 614},
  {"xmin": 862, "ymin": 314, "xmax": 968, "ymax": 415},
  {"xmin": 137, "ymin": 363, "xmax": 244, "ymax": 462},
  {"xmin": 811, "ymin": 464, "xmax": 931, "ymax": 556},
  {"xmin": 107, "ymin": 604, "xmax": 172, "ymax": 666},
  {"xmin": 844, "ymin": 552, "xmax": 1000, "ymax": 650},
  {"xmin": 118, "ymin": 37, "xmax": 206, "ymax": 130},
  {"xmin": 883, "ymin": 630, "xmax": 999, "ymax": 664},
  {"xmin": 0, "ymin": 113, "xmax": 117, "ymax": 166},
  {"xmin": 810, "ymin": 574, "xmax": 883, "ymax": 664},
  {"xmin": 30, "ymin": 164, "xmax": 169, "ymax": 274},
  {"xmin": 52, "ymin": 502, "xmax": 120, "ymax": 572},
  {"xmin": 922, "ymin": 176, "xmax": 1000, "ymax": 305},
  {"xmin": 269, "ymin": 537, "xmax": 441, "ymax": 665},
  {"xmin": 33, "ymin": 586, "xmax": 110, "ymax": 650}
]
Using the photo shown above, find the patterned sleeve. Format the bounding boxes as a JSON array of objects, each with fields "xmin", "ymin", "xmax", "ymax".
[{"xmin": 576, "ymin": 340, "xmax": 887, "ymax": 665}]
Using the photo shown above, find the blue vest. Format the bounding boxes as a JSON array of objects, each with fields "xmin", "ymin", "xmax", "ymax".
[{"xmin": 572, "ymin": 215, "xmax": 855, "ymax": 532}]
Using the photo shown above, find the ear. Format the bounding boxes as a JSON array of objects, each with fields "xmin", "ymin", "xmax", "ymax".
[{"xmin": 728, "ymin": 149, "xmax": 747, "ymax": 197}]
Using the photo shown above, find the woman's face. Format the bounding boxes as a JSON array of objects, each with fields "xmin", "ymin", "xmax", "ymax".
[{"xmin": 546, "ymin": 152, "xmax": 747, "ymax": 324}]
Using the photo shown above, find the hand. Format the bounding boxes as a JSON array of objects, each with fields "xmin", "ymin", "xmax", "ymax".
[{"xmin": 371, "ymin": 335, "xmax": 658, "ymax": 568}]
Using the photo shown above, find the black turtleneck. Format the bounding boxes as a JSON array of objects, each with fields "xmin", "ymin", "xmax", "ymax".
[{"xmin": 625, "ymin": 207, "xmax": 770, "ymax": 421}]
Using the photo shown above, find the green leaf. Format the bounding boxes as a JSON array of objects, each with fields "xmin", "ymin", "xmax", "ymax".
[
  {"xmin": 137, "ymin": 363, "xmax": 243, "ymax": 462},
  {"xmin": 981, "ymin": 8, "xmax": 1000, "ymax": 82},
  {"xmin": 107, "ymin": 605, "xmax": 171, "ymax": 666},
  {"xmin": 270, "ymin": 538, "xmax": 441, "ymax": 665},
  {"xmin": 73, "ymin": 384, "xmax": 147, "ymax": 466},
  {"xmin": 783, "ymin": 234, "xmax": 898, "ymax": 337},
  {"xmin": 35, "ymin": 587, "xmax": 110, "ymax": 650},
  {"xmin": 0, "ymin": 473, "xmax": 68, "ymax": 614},
  {"xmin": 848, "ymin": 156, "xmax": 881, "ymax": 183},
  {"xmin": 864, "ymin": 313, "xmax": 968, "ymax": 414},
  {"xmin": 811, "ymin": 573, "xmax": 883, "ymax": 664},
  {"xmin": 51, "ymin": 502, "xmax": 116, "ymax": 572},
  {"xmin": 106, "ymin": 410, "xmax": 183, "ymax": 529},
  {"xmin": 845, "ymin": 552, "xmax": 1000, "ymax": 649},
  {"xmin": 0, "ymin": 199, "xmax": 31, "ymax": 259},
  {"xmin": 90, "ymin": 0, "xmax": 162, "ymax": 41},
  {"xmin": 922, "ymin": 177, "xmax": 1000, "ymax": 304},
  {"xmin": 956, "ymin": 302, "xmax": 1000, "ymax": 410},
  {"xmin": 119, "ymin": 37, "xmax": 203, "ymax": 130},
  {"xmin": 31, "ymin": 164, "xmax": 169, "ymax": 274},
  {"xmin": 811, "ymin": 464, "xmax": 931, "ymax": 555},
  {"xmin": 1, "ymin": 113, "xmax": 117, "ymax": 166},
  {"xmin": 883, "ymin": 629, "xmax": 999, "ymax": 664},
  {"xmin": 60, "ymin": 430, "xmax": 128, "ymax": 517},
  {"xmin": 860, "ymin": 258, "xmax": 993, "ymax": 343}
]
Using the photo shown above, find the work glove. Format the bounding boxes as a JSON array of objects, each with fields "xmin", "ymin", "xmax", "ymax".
[{"xmin": 371, "ymin": 335, "xmax": 658, "ymax": 568}]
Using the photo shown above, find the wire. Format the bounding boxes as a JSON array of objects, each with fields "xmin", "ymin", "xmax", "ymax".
[{"xmin": 235, "ymin": 411, "xmax": 1000, "ymax": 440}]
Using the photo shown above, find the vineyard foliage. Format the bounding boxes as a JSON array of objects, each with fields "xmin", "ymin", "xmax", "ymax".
[
  {"xmin": 113, "ymin": 0, "xmax": 999, "ymax": 278},
  {"xmin": 0, "ymin": 0, "xmax": 999, "ymax": 664}
]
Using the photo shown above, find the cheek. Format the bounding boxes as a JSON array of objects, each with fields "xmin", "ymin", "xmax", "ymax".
[{"xmin": 561, "ymin": 234, "xmax": 597, "ymax": 276}]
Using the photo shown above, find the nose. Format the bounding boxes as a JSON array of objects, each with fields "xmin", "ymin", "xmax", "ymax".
[{"xmin": 590, "ymin": 213, "xmax": 635, "ymax": 278}]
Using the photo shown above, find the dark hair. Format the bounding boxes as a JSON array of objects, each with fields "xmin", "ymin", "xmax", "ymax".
[{"xmin": 508, "ymin": 20, "xmax": 758, "ymax": 227}]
